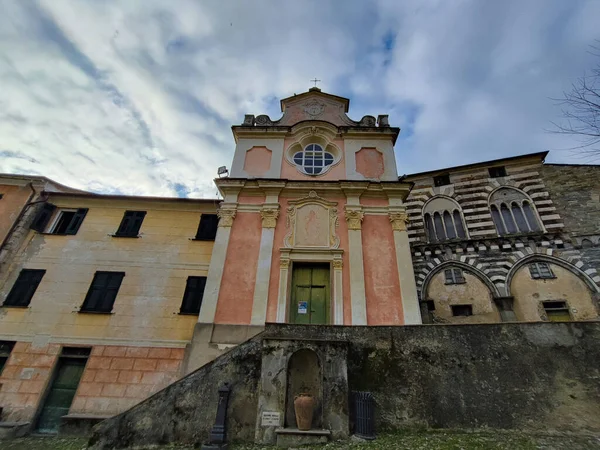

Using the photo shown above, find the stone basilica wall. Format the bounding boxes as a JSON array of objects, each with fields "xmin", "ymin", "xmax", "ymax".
[{"xmin": 404, "ymin": 158, "xmax": 600, "ymax": 324}]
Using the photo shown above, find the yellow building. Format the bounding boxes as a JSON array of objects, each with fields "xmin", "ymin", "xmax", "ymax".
[{"xmin": 0, "ymin": 190, "xmax": 218, "ymax": 432}]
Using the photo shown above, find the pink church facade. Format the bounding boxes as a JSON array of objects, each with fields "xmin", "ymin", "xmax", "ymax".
[{"xmin": 187, "ymin": 88, "xmax": 420, "ymax": 371}]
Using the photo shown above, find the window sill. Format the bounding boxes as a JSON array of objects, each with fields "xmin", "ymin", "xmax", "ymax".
[
  {"xmin": 111, "ymin": 234, "xmax": 140, "ymax": 238},
  {"xmin": 178, "ymin": 311, "xmax": 200, "ymax": 316},
  {"xmin": 445, "ymin": 281, "xmax": 466, "ymax": 285},
  {"xmin": 190, "ymin": 237, "xmax": 216, "ymax": 242},
  {"xmin": 531, "ymin": 277, "xmax": 557, "ymax": 280},
  {"xmin": 77, "ymin": 310, "xmax": 114, "ymax": 315},
  {"xmin": 39, "ymin": 232, "xmax": 75, "ymax": 236},
  {"xmin": 1, "ymin": 305, "xmax": 29, "ymax": 309}
]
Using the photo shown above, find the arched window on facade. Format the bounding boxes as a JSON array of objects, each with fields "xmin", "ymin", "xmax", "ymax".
[
  {"xmin": 423, "ymin": 196, "xmax": 467, "ymax": 242},
  {"xmin": 489, "ymin": 187, "xmax": 542, "ymax": 236}
]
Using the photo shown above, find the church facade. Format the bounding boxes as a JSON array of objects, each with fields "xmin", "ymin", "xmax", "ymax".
[{"xmin": 0, "ymin": 88, "xmax": 598, "ymax": 434}]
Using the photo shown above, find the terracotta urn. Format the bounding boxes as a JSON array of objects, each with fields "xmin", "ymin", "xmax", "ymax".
[{"xmin": 294, "ymin": 393, "xmax": 315, "ymax": 431}]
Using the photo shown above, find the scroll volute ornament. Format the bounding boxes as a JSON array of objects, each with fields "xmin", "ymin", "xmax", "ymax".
[
  {"xmin": 345, "ymin": 209, "xmax": 364, "ymax": 230},
  {"xmin": 217, "ymin": 208, "xmax": 237, "ymax": 227},
  {"xmin": 389, "ymin": 212, "xmax": 409, "ymax": 231}
]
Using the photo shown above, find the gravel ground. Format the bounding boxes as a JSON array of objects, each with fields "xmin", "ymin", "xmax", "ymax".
[{"xmin": 2, "ymin": 430, "xmax": 599, "ymax": 449}]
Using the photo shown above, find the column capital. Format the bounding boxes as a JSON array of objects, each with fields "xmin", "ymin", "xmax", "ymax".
[
  {"xmin": 389, "ymin": 212, "xmax": 409, "ymax": 231},
  {"xmin": 344, "ymin": 207, "xmax": 364, "ymax": 230},
  {"xmin": 217, "ymin": 206, "xmax": 237, "ymax": 227},
  {"xmin": 280, "ymin": 258, "xmax": 291, "ymax": 269},
  {"xmin": 260, "ymin": 207, "xmax": 280, "ymax": 228},
  {"xmin": 332, "ymin": 258, "xmax": 343, "ymax": 270}
]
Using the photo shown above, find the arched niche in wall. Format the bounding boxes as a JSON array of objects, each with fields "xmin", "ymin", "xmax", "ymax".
[{"xmin": 285, "ymin": 348, "xmax": 323, "ymax": 429}]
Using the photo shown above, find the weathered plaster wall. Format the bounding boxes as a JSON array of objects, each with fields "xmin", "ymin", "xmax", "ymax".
[
  {"xmin": 214, "ymin": 212, "xmax": 261, "ymax": 324},
  {"xmin": 0, "ymin": 184, "xmax": 31, "ymax": 245},
  {"xmin": 511, "ymin": 264, "xmax": 597, "ymax": 321},
  {"xmin": 426, "ymin": 270, "xmax": 500, "ymax": 323},
  {"xmin": 362, "ymin": 214, "xmax": 403, "ymax": 325},
  {"xmin": 90, "ymin": 322, "xmax": 600, "ymax": 449},
  {"xmin": 243, "ymin": 147, "xmax": 272, "ymax": 177}
]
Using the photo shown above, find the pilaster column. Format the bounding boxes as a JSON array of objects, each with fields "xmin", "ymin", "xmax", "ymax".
[
  {"xmin": 345, "ymin": 207, "xmax": 367, "ymax": 325},
  {"xmin": 389, "ymin": 211, "xmax": 422, "ymax": 324},
  {"xmin": 332, "ymin": 257, "xmax": 344, "ymax": 325},
  {"xmin": 198, "ymin": 205, "xmax": 237, "ymax": 324},
  {"xmin": 250, "ymin": 205, "xmax": 279, "ymax": 325},
  {"xmin": 275, "ymin": 257, "xmax": 291, "ymax": 323}
]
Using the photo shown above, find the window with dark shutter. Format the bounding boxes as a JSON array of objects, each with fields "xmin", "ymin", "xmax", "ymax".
[
  {"xmin": 444, "ymin": 268, "xmax": 465, "ymax": 284},
  {"xmin": 542, "ymin": 301, "xmax": 570, "ymax": 322},
  {"xmin": 488, "ymin": 166, "xmax": 507, "ymax": 178},
  {"xmin": 451, "ymin": 304, "xmax": 473, "ymax": 316},
  {"xmin": 31, "ymin": 203, "xmax": 56, "ymax": 232},
  {"xmin": 529, "ymin": 262, "xmax": 554, "ymax": 279},
  {"xmin": 433, "ymin": 174, "xmax": 451, "ymax": 187},
  {"xmin": 50, "ymin": 208, "xmax": 88, "ymax": 235},
  {"xmin": 3, "ymin": 269, "xmax": 46, "ymax": 307},
  {"xmin": 0, "ymin": 341, "xmax": 15, "ymax": 375},
  {"xmin": 114, "ymin": 211, "xmax": 146, "ymax": 237},
  {"xmin": 195, "ymin": 214, "xmax": 219, "ymax": 240},
  {"xmin": 180, "ymin": 276, "xmax": 207, "ymax": 314},
  {"xmin": 80, "ymin": 271, "xmax": 125, "ymax": 313}
]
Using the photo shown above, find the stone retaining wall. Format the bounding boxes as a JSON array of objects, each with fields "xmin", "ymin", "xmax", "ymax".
[{"xmin": 89, "ymin": 322, "xmax": 600, "ymax": 449}]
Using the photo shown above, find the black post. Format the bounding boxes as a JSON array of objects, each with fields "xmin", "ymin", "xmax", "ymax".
[{"xmin": 203, "ymin": 383, "xmax": 231, "ymax": 450}]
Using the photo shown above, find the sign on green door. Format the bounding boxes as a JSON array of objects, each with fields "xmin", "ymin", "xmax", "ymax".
[
  {"xmin": 36, "ymin": 358, "xmax": 86, "ymax": 433},
  {"xmin": 290, "ymin": 263, "xmax": 330, "ymax": 324}
]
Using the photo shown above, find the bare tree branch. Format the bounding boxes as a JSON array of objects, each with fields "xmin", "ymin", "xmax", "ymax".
[{"xmin": 550, "ymin": 40, "xmax": 600, "ymax": 156}]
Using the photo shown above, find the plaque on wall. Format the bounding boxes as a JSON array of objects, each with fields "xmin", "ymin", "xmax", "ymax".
[
  {"xmin": 298, "ymin": 301, "xmax": 308, "ymax": 314},
  {"xmin": 261, "ymin": 411, "xmax": 281, "ymax": 426}
]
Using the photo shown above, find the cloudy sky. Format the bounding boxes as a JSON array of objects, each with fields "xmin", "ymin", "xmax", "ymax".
[{"xmin": 1, "ymin": 1, "xmax": 599, "ymax": 198}]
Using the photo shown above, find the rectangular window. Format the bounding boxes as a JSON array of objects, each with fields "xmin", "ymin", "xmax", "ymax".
[
  {"xmin": 444, "ymin": 268, "xmax": 465, "ymax": 284},
  {"xmin": 529, "ymin": 262, "xmax": 555, "ymax": 279},
  {"xmin": 195, "ymin": 214, "xmax": 219, "ymax": 241},
  {"xmin": 0, "ymin": 341, "xmax": 15, "ymax": 375},
  {"xmin": 114, "ymin": 211, "xmax": 146, "ymax": 237},
  {"xmin": 451, "ymin": 304, "xmax": 473, "ymax": 317},
  {"xmin": 542, "ymin": 301, "xmax": 570, "ymax": 322},
  {"xmin": 488, "ymin": 166, "xmax": 507, "ymax": 178},
  {"xmin": 80, "ymin": 271, "xmax": 125, "ymax": 313},
  {"xmin": 49, "ymin": 208, "xmax": 88, "ymax": 235},
  {"xmin": 3, "ymin": 269, "xmax": 46, "ymax": 307},
  {"xmin": 433, "ymin": 174, "xmax": 451, "ymax": 187},
  {"xmin": 61, "ymin": 347, "xmax": 91, "ymax": 358},
  {"xmin": 180, "ymin": 276, "xmax": 207, "ymax": 314}
]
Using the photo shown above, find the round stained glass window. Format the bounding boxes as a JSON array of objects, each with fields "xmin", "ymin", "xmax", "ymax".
[{"xmin": 292, "ymin": 144, "xmax": 335, "ymax": 175}]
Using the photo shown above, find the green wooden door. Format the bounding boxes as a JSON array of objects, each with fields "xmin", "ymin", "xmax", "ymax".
[
  {"xmin": 290, "ymin": 263, "xmax": 330, "ymax": 325},
  {"xmin": 36, "ymin": 358, "xmax": 86, "ymax": 433}
]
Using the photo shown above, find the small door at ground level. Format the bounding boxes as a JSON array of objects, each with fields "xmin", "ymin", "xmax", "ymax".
[
  {"xmin": 290, "ymin": 263, "xmax": 330, "ymax": 325},
  {"xmin": 36, "ymin": 358, "xmax": 86, "ymax": 433}
]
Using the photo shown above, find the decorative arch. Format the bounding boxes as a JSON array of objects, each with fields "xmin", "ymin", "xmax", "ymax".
[
  {"xmin": 505, "ymin": 253, "xmax": 600, "ymax": 296},
  {"xmin": 422, "ymin": 195, "xmax": 468, "ymax": 242},
  {"xmin": 420, "ymin": 260, "xmax": 500, "ymax": 300},
  {"xmin": 488, "ymin": 186, "xmax": 543, "ymax": 235},
  {"xmin": 285, "ymin": 348, "xmax": 323, "ymax": 428}
]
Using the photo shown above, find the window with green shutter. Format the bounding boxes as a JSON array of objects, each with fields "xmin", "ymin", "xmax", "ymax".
[
  {"xmin": 50, "ymin": 209, "xmax": 88, "ymax": 235},
  {"xmin": 114, "ymin": 211, "xmax": 146, "ymax": 237},
  {"xmin": 195, "ymin": 214, "xmax": 219, "ymax": 240},
  {"xmin": 180, "ymin": 276, "xmax": 207, "ymax": 314},
  {"xmin": 3, "ymin": 269, "xmax": 46, "ymax": 307},
  {"xmin": 80, "ymin": 271, "xmax": 125, "ymax": 313}
]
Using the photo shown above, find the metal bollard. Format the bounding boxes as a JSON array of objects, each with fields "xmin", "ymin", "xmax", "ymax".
[{"xmin": 353, "ymin": 391, "xmax": 376, "ymax": 440}]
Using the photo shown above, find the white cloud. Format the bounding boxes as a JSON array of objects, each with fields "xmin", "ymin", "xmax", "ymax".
[{"xmin": 0, "ymin": 0, "xmax": 598, "ymax": 196}]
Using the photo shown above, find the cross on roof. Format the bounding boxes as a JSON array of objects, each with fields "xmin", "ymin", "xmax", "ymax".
[{"xmin": 310, "ymin": 78, "xmax": 321, "ymax": 88}]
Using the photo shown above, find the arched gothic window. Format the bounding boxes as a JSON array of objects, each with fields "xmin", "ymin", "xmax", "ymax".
[
  {"xmin": 489, "ymin": 187, "xmax": 541, "ymax": 235},
  {"xmin": 423, "ymin": 196, "xmax": 467, "ymax": 242}
]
